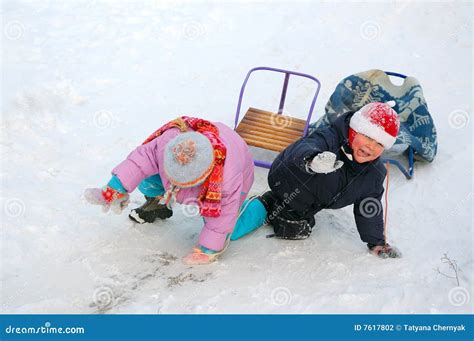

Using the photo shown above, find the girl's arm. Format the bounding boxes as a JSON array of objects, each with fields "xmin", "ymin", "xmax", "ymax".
[
  {"xmin": 111, "ymin": 143, "xmax": 160, "ymax": 192},
  {"xmin": 111, "ymin": 129, "xmax": 179, "ymax": 192}
]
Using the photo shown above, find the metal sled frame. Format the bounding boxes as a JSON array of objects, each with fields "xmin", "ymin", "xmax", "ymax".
[
  {"xmin": 381, "ymin": 71, "xmax": 415, "ymax": 179},
  {"xmin": 233, "ymin": 66, "xmax": 322, "ymax": 169}
]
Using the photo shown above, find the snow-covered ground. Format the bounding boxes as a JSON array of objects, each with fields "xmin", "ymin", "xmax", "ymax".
[{"xmin": 1, "ymin": 0, "xmax": 472, "ymax": 314}]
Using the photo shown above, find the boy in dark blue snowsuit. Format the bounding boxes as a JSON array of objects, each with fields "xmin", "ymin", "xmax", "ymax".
[{"xmin": 231, "ymin": 101, "xmax": 402, "ymax": 258}]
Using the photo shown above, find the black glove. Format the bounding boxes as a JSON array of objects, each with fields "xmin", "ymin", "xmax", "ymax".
[{"xmin": 368, "ymin": 243, "xmax": 402, "ymax": 259}]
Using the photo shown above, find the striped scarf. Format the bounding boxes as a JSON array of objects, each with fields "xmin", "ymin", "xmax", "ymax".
[{"xmin": 142, "ymin": 116, "xmax": 226, "ymax": 217}]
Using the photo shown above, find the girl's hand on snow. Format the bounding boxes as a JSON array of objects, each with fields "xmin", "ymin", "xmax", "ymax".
[
  {"xmin": 84, "ymin": 187, "xmax": 130, "ymax": 214},
  {"xmin": 307, "ymin": 151, "xmax": 344, "ymax": 174},
  {"xmin": 369, "ymin": 243, "xmax": 402, "ymax": 259}
]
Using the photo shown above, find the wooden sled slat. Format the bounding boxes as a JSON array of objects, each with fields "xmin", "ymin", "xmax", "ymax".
[{"xmin": 235, "ymin": 107, "xmax": 306, "ymax": 153}]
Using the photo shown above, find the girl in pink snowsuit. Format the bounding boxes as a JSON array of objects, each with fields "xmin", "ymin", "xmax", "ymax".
[{"xmin": 85, "ymin": 117, "xmax": 254, "ymax": 265}]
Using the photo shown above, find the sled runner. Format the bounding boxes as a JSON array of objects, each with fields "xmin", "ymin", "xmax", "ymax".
[
  {"xmin": 379, "ymin": 72, "xmax": 415, "ymax": 179},
  {"xmin": 234, "ymin": 66, "xmax": 322, "ymax": 169}
]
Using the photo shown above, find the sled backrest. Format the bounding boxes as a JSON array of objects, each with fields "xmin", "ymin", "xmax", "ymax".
[{"xmin": 234, "ymin": 67, "xmax": 321, "ymax": 168}]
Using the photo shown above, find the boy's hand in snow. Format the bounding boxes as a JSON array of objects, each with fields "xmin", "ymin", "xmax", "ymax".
[
  {"xmin": 369, "ymin": 243, "xmax": 402, "ymax": 259},
  {"xmin": 307, "ymin": 151, "xmax": 344, "ymax": 174},
  {"xmin": 84, "ymin": 186, "xmax": 130, "ymax": 214}
]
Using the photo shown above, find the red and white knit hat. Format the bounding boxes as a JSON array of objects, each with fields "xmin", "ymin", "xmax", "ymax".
[{"xmin": 349, "ymin": 101, "xmax": 400, "ymax": 149}]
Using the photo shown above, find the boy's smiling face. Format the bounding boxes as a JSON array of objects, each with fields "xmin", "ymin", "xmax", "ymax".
[{"xmin": 351, "ymin": 133, "xmax": 384, "ymax": 163}]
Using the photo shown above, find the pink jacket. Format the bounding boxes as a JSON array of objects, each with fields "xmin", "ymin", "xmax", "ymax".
[{"xmin": 112, "ymin": 122, "xmax": 254, "ymax": 251}]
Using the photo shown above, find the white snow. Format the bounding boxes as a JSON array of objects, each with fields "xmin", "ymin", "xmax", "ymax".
[{"xmin": 1, "ymin": 0, "xmax": 472, "ymax": 314}]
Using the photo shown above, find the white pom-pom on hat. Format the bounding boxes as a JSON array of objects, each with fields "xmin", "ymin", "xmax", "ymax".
[{"xmin": 349, "ymin": 102, "xmax": 400, "ymax": 149}]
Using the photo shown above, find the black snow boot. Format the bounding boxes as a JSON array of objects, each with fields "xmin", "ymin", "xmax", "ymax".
[
  {"xmin": 129, "ymin": 196, "xmax": 173, "ymax": 224},
  {"xmin": 258, "ymin": 190, "xmax": 315, "ymax": 240}
]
